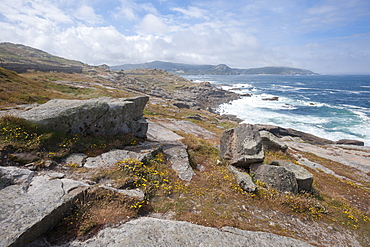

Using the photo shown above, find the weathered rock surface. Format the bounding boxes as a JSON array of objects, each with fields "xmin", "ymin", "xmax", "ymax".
[
  {"xmin": 68, "ymin": 217, "xmax": 313, "ymax": 247},
  {"xmin": 336, "ymin": 139, "xmax": 364, "ymax": 146},
  {"xmin": 271, "ymin": 160, "xmax": 313, "ymax": 192},
  {"xmin": 287, "ymin": 142, "xmax": 370, "ymax": 175},
  {"xmin": 0, "ymin": 166, "xmax": 34, "ymax": 190},
  {"xmin": 163, "ymin": 141, "xmax": 196, "ymax": 181},
  {"xmin": 63, "ymin": 153, "xmax": 88, "ymax": 168},
  {"xmin": 255, "ymin": 124, "xmax": 334, "ymax": 145},
  {"xmin": 172, "ymin": 84, "xmax": 241, "ymax": 111},
  {"xmin": 83, "ymin": 143, "xmax": 162, "ymax": 169},
  {"xmin": 252, "ymin": 164, "xmax": 299, "ymax": 194},
  {"xmin": 259, "ymin": 130, "xmax": 288, "ymax": 152},
  {"xmin": 150, "ymin": 118, "xmax": 216, "ymax": 140},
  {"xmin": 18, "ymin": 96, "xmax": 149, "ymax": 138},
  {"xmin": 228, "ymin": 165, "xmax": 256, "ymax": 192},
  {"xmin": 220, "ymin": 124, "xmax": 264, "ymax": 167},
  {"xmin": 0, "ymin": 167, "xmax": 88, "ymax": 247},
  {"xmin": 99, "ymin": 185, "xmax": 145, "ymax": 201},
  {"xmin": 147, "ymin": 120, "xmax": 195, "ymax": 181}
]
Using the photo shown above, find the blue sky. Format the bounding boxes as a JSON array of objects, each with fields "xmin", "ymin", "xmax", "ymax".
[{"xmin": 1, "ymin": 0, "xmax": 370, "ymax": 74}]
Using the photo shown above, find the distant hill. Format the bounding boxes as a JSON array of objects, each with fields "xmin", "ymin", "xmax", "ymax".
[
  {"xmin": 0, "ymin": 42, "xmax": 86, "ymax": 73},
  {"xmin": 111, "ymin": 61, "xmax": 317, "ymax": 75},
  {"xmin": 237, "ymin": 66, "xmax": 318, "ymax": 75},
  {"xmin": 0, "ymin": 43, "xmax": 317, "ymax": 75}
]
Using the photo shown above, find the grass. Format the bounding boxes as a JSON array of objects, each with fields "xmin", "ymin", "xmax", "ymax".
[
  {"xmin": 178, "ymin": 132, "xmax": 220, "ymax": 169},
  {"xmin": 46, "ymin": 187, "xmax": 143, "ymax": 245},
  {"xmin": 0, "ymin": 67, "xmax": 134, "ymax": 107}
]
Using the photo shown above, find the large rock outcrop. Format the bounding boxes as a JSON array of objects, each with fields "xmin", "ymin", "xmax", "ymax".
[
  {"xmin": 220, "ymin": 124, "xmax": 264, "ymax": 167},
  {"xmin": 67, "ymin": 217, "xmax": 313, "ymax": 246},
  {"xmin": 18, "ymin": 96, "xmax": 149, "ymax": 138},
  {"xmin": 0, "ymin": 166, "xmax": 88, "ymax": 247}
]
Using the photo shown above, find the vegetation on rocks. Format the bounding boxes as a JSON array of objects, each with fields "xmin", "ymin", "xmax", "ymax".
[{"xmin": 0, "ymin": 115, "xmax": 142, "ymax": 163}]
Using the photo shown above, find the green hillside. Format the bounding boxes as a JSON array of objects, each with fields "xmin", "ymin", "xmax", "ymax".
[{"xmin": 0, "ymin": 42, "xmax": 86, "ymax": 73}]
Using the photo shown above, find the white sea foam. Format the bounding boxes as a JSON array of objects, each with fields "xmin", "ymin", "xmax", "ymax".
[
  {"xmin": 210, "ymin": 74, "xmax": 370, "ymax": 145},
  {"xmin": 217, "ymin": 97, "xmax": 369, "ymax": 145}
]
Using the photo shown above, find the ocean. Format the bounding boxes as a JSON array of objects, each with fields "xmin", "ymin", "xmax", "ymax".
[{"xmin": 183, "ymin": 74, "xmax": 370, "ymax": 146}]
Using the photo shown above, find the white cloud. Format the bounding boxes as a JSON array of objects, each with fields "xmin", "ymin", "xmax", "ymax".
[
  {"xmin": 74, "ymin": 5, "xmax": 103, "ymax": 25},
  {"xmin": 172, "ymin": 6, "xmax": 209, "ymax": 19},
  {"xmin": 1, "ymin": 0, "xmax": 72, "ymax": 25},
  {"xmin": 113, "ymin": 0, "xmax": 158, "ymax": 21},
  {"xmin": 135, "ymin": 14, "xmax": 170, "ymax": 35}
]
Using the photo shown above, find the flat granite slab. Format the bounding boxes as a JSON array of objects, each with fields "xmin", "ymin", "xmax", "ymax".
[
  {"xmin": 67, "ymin": 217, "xmax": 313, "ymax": 247},
  {"xmin": 0, "ymin": 166, "xmax": 88, "ymax": 247}
]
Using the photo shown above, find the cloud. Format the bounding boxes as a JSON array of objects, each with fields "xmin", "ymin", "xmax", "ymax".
[
  {"xmin": 1, "ymin": 0, "xmax": 72, "ymax": 25},
  {"xmin": 74, "ymin": 5, "xmax": 103, "ymax": 25},
  {"xmin": 135, "ymin": 14, "xmax": 171, "ymax": 35},
  {"xmin": 113, "ymin": 0, "xmax": 158, "ymax": 21},
  {"xmin": 172, "ymin": 6, "xmax": 209, "ymax": 19}
]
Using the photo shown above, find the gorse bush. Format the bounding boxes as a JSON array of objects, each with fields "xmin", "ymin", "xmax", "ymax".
[
  {"xmin": 0, "ymin": 115, "xmax": 47, "ymax": 150},
  {"xmin": 117, "ymin": 154, "xmax": 171, "ymax": 200}
]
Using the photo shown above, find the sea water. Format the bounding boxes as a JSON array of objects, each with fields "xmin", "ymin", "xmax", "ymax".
[{"xmin": 183, "ymin": 74, "xmax": 370, "ymax": 146}]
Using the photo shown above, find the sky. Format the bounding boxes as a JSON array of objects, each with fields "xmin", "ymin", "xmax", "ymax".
[{"xmin": 1, "ymin": 0, "xmax": 370, "ymax": 74}]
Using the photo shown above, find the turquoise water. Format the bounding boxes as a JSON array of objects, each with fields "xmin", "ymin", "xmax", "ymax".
[{"xmin": 183, "ymin": 75, "xmax": 370, "ymax": 145}]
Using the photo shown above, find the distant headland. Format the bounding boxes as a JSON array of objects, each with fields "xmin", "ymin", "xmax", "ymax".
[{"xmin": 111, "ymin": 61, "xmax": 318, "ymax": 75}]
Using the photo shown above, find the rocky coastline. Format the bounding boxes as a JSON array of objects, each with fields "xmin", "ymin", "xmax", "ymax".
[{"xmin": 0, "ymin": 68, "xmax": 369, "ymax": 246}]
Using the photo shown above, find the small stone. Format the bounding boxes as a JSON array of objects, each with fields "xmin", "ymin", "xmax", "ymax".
[
  {"xmin": 228, "ymin": 165, "xmax": 256, "ymax": 192},
  {"xmin": 48, "ymin": 172, "xmax": 65, "ymax": 179}
]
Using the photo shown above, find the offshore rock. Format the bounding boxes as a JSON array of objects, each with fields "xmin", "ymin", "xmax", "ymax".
[
  {"xmin": 18, "ymin": 96, "xmax": 149, "ymax": 138},
  {"xmin": 0, "ymin": 168, "xmax": 88, "ymax": 247},
  {"xmin": 68, "ymin": 217, "xmax": 313, "ymax": 246},
  {"xmin": 220, "ymin": 124, "xmax": 264, "ymax": 167}
]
